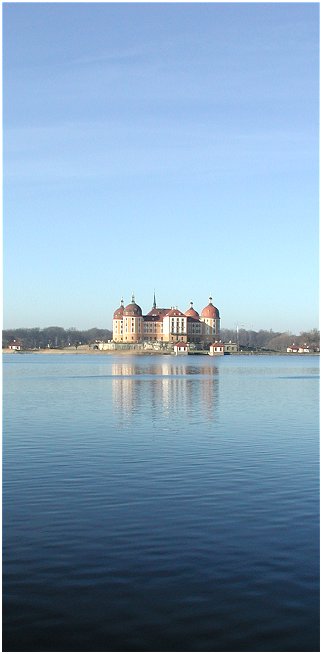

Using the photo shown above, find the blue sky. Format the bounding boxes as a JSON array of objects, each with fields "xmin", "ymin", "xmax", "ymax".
[{"xmin": 3, "ymin": 2, "xmax": 319, "ymax": 332}]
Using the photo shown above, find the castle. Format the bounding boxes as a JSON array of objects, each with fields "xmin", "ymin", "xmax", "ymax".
[{"xmin": 113, "ymin": 293, "xmax": 220, "ymax": 346}]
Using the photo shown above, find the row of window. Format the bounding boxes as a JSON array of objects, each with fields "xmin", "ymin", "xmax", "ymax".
[
  {"xmin": 143, "ymin": 325, "xmax": 164, "ymax": 332},
  {"xmin": 115, "ymin": 326, "xmax": 217, "ymax": 335},
  {"xmin": 114, "ymin": 319, "xmax": 219, "ymax": 335}
]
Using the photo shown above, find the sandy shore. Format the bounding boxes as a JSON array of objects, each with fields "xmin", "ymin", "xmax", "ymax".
[
  {"xmin": 3, "ymin": 346, "xmax": 115, "ymax": 355},
  {"xmin": 2, "ymin": 346, "xmax": 169, "ymax": 356},
  {"xmin": 3, "ymin": 347, "xmax": 318, "ymax": 357}
]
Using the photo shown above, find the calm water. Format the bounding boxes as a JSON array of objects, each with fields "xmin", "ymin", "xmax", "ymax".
[{"xmin": 3, "ymin": 354, "xmax": 320, "ymax": 652}]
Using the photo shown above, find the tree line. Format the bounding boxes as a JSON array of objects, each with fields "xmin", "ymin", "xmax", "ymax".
[
  {"xmin": 2, "ymin": 327, "xmax": 112, "ymax": 349},
  {"xmin": 2, "ymin": 326, "xmax": 319, "ymax": 352},
  {"xmin": 220, "ymin": 328, "xmax": 320, "ymax": 352}
]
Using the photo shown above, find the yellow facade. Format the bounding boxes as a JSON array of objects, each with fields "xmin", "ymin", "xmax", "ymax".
[{"xmin": 113, "ymin": 295, "xmax": 220, "ymax": 345}]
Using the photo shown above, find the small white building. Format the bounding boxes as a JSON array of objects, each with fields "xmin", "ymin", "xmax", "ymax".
[
  {"xmin": 298, "ymin": 344, "xmax": 311, "ymax": 353},
  {"xmin": 209, "ymin": 342, "xmax": 224, "ymax": 356},
  {"xmin": 287, "ymin": 344, "xmax": 299, "ymax": 353},
  {"xmin": 8, "ymin": 339, "xmax": 22, "ymax": 351},
  {"xmin": 224, "ymin": 341, "xmax": 238, "ymax": 354},
  {"xmin": 174, "ymin": 342, "xmax": 189, "ymax": 355},
  {"xmin": 97, "ymin": 341, "xmax": 116, "ymax": 351}
]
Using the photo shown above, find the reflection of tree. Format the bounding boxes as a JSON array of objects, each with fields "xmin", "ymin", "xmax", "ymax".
[{"xmin": 111, "ymin": 361, "xmax": 220, "ymax": 425}]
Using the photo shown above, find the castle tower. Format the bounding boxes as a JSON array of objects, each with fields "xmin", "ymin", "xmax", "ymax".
[
  {"xmin": 200, "ymin": 296, "xmax": 220, "ymax": 343},
  {"xmin": 122, "ymin": 294, "xmax": 143, "ymax": 343},
  {"xmin": 113, "ymin": 298, "xmax": 125, "ymax": 342}
]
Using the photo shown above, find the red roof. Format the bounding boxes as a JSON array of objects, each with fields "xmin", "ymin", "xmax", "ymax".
[
  {"xmin": 201, "ymin": 303, "xmax": 220, "ymax": 319},
  {"xmin": 143, "ymin": 314, "xmax": 163, "ymax": 322},
  {"xmin": 185, "ymin": 307, "xmax": 199, "ymax": 319},
  {"xmin": 145, "ymin": 308, "xmax": 170, "ymax": 318},
  {"xmin": 184, "ymin": 301, "xmax": 199, "ymax": 319},
  {"xmin": 123, "ymin": 302, "xmax": 142, "ymax": 317},
  {"xmin": 201, "ymin": 296, "xmax": 220, "ymax": 319},
  {"xmin": 166, "ymin": 309, "xmax": 186, "ymax": 318},
  {"xmin": 113, "ymin": 306, "xmax": 124, "ymax": 319},
  {"xmin": 113, "ymin": 299, "xmax": 125, "ymax": 319}
]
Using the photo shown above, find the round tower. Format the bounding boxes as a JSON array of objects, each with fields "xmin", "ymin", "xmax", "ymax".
[
  {"xmin": 113, "ymin": 298, "xmax": 125, "ymax": 342},
  {"xmin": 184, "ymin": 301, "xmax": 200, "ymax": 319},
  {"xmin": 200, "ymin": 296, "xmax": 220, "ymax": 342},
  {"xmin": 122, "ymin": 293, "xmax": 143, "ymax": 343}
]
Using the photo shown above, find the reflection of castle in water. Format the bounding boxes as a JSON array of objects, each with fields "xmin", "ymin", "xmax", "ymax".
[{"xmin": 111, "ymin": 362, "xmax": 219, "ymax": 424}]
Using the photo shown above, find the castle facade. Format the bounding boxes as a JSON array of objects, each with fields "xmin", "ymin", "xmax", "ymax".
[{"xmin": 113, "ymin": 294, "xmax": 220, "ymax": 346}]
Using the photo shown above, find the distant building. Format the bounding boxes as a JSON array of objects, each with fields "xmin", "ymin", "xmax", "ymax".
[
  {"xmin": 8, "ymin": 339, "xmax": 22, "ymax": 351},
  {"xmin": 209, "ymin": 342, "xmax": 224, "ymax": 356},
  {"xmin": 287, "ymin": 345, "xmax": 299, "ymax": 353},
  {"xmin": 113, "ymin": 293, "xmax": 220, "ymax": 347},
  {"xmin": 174, "ymin": 342, "xmax": 189, "ymax": 355},
  {"xmin": 224, "ymin": 342, "xmax": 238, "ymax": 354},
  {"xmin": 287, "ymin": 343, "xmax": 312, "ymax": 353}
]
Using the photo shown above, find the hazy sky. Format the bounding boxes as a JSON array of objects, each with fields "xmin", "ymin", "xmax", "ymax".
[{"xmin": 3, "ymin": 2, "xmax": 319, "ymax": 332}]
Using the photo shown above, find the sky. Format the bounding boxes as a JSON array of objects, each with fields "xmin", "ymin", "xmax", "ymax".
[{"xmin": 3, "ymin": 2, "xmax": 319, "ymax": 333}]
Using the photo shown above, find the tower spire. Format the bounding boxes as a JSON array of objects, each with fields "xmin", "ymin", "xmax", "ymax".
[{"xmin": 153, "ymin": 290, "xmax": 156, "ymax": 309}]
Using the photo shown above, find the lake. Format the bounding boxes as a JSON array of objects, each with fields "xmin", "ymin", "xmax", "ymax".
[{"xmin": 2, "ymin": 354, "xmax": 320, "ymax": 651}]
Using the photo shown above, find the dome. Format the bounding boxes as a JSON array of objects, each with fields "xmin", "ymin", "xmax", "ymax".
[
  {"xmin": 201, "ymin": 296, "xmax": 220, "ymax": 319},
  {"xmin": 123, "ymin": 293, "xmax": 142, "ymax": 317},
  {"xmin": 113, "ymin": 298, "xmax": 124, "ymax": 319},
  {"xmin": 185, "ymin": 301, "xmax": 199, "ymax": 319}
]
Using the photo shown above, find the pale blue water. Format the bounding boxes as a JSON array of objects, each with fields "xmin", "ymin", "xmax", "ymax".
[{"xmin": 3, "ymin": 354, "xmax": 320, "ymax": 651}]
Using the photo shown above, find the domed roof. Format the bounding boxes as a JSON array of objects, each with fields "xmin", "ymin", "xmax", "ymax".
[
  {"xmin": 185, "ymin": 301, "xmax": 199, "ymax": 319},
  {"xmin": 113, "ymin": 298, "xmax": 124, "ymax": 319},
  {"xmin": 123, "ymin": 293, "xmax": 142, "ymax": 317},
  {"xmin": 201, "ymin": 296, "xmax": 220, "ymax": 319}
]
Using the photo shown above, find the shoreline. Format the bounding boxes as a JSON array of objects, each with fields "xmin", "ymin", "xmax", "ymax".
[{"xmin": 2, "ymin": 348, "xmax": 319, "ymax": 357}]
